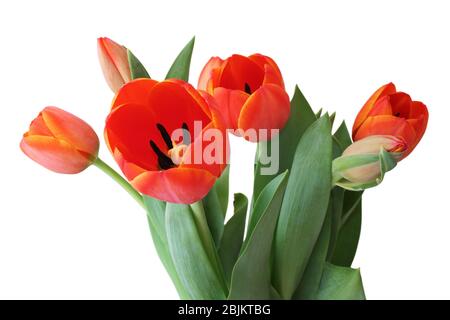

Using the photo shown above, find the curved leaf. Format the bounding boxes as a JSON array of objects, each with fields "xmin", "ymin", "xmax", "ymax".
[
  {"xmin": 218, "ymin": 193, "xmax": 248, "ymax": 285},
  {"xmin": 127, "ymin": 49, "xmax": 150, "ymax": 79},
  {"xmin": 228, "ymin": 172, "xmax": 288, "ymax": 300},
  {"xmin": 273, "ymin": 115, "xmax": 333, "ymax": 299},
  {"xmin": 165, "ymin": 37, "xmax": 195, "ymax": 81},
  {"xmin": 316, "ymin": 263, "xmax": 365, "ymax": 300},
  {"xmin": 165, "ymin": 203, "xmax": 226, "ymax": 300}
]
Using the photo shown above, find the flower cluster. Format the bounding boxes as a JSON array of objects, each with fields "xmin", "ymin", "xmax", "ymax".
[{"xmin": 21, "ymin": 37, "xmax": 428, "ymax": 203}]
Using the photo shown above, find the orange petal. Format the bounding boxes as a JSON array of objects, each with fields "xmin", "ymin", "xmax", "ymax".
[
  {"xmin": 353, "ymin": 82, "xmax": 397, "ymax": 137},
  {"xmin": 41, "ymin": 107, "xmax": 99, "ymax": 157},
  {"xmin": 198, "ymin": 57, "xmax": 224, "ymax": 92},
  {"xmin": 112, "ymin": 148, "xmax": 147, "ymax": 181},
  {"xmin": 111, "ymin": 78, "xmax": 158, "ymax": 110},
  {"xmin": 408, "ymin": 100, "xmax": 428, "ymax": 141},
  {"xmin": 212, "ymin": 88, "xmax": 249, "ymax": 130},
  {"xmin": 20, "ymin": 135, "xmax": 91, "ymax": 174},
  {"xmin": 238, "ymin": 84, "xmax": 290, "ymax": 142},
  {"xmin": 28, "ymin": 113, "xmax": 53, "ymax": 136},
  {"xmin": 131, "ymin": 167, "xmax": 217, "ymax": 204},
  {"xmin": 354, "ymin": 115, "xmax": 417, "ymax": 159},
  {"xmin": 249, "ymin": 54, "xmax": 285, "ymax": 88}
]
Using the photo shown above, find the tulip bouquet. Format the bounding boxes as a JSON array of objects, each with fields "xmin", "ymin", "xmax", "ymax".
[{"xmin": 20, "ymin": 37, "xmax": 428, "ymax": 300}]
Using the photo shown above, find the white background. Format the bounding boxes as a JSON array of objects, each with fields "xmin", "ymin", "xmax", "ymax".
[{"xmin": 0, "ymin": 0, "xmax": 449, "ymax": 299}]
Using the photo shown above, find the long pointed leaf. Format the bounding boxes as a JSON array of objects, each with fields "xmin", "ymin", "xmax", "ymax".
[
  {"xmin": 316, "ymin": 263, "xmax": 365, "ymax": 300},
  {"xmin": 228, "ymin": 172, "xmax": 288, "ymax": 299},
  {"xmin": 165, "ymin": 37, "xmax": 195, "ymax": 81},
  {"xmin": 273, "ymin": 115, "xmax": 332, "ymax": 299}
]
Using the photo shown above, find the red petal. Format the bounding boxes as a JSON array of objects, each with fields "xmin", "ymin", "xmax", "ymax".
[
  {"xmin": 131, "ymin": 167, "xmax": 217, "ymax": 204},
  {"xmin": 353, "ymin": 82, "xmax": 397, "ymax": 138},
  {"xmin": 249, "ymin": 54, "xmax": 285, "ymax": 88},
  {"xmin": 354, "ymin": 115, "xmax": 417, "ymax": 158},
  {"xmin": 217, "ymin": 54, "xmax": 265, "ymax": 93},
  {"xmin": 389, "ymin": 92, "xmax": 413, "ymax": 118},
  {"xmin": 212, "ymin": 88, "xmax": 249, "ymax": 130},
  {"xmin": 198, "ymin": 57, "xmax": 224, "ymax": 92},
  {"xmin": 112, "ymin": 78, "xmax": 158, "ymax": 110},
  {"xmin": 238, "ymin": 84, "xmax": 290, "ymax": 142}
]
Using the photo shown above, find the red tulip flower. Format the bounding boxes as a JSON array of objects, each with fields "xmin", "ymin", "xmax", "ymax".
[
  {"xmin": 104, "ymin": 78, "xmax": 228, "ymax": 204},
  {"xmin": 198, "ymin": 54, "xmax": 290, "ymax": 141},
  {"xmin": 20, "ymin": 107, "xmax": 99, "ymax": 173},
  {"xmin": 352, "ymin": 83, "xmax": 428, "ymax": 159},
  {"xmin": 98, "ymin": 37, "xmax": 132, "ymax": 93}
]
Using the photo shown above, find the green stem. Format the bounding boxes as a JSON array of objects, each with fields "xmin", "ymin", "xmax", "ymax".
[{"xmin": 93, "ymin": 158, "xmax": 145, "ymax": 209}]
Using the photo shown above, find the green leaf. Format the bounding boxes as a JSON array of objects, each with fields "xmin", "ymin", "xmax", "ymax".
[
  {"xmin": 127, "ymin": 49, "xmax": 150, "ymax": 79},
  {"xmin": 228, "ymin": 172, "xmax": 288, "ymax": 300},
  {"xmin": 252, "ymin": 85, "xmax": 316, "ymax": 204},
  {"xmin": 218, "ymin": 193, "xmax": 248, "ymax": 285},
  {"xmin": 165, "ymin": 203, "xmax": 226, "ymax": 300},
  {"xmin": 165, "ymin": 37, "xmax": 195, "ymax": 81},
  {"xmin": 327, "ymin": 187, "xmax": 345, "ymax": 260},
  {"xmin": 273, "ymin": 115, "xmax": 333, "ymax": 299},
  {"xmin": 334, "ymin": 121, "xmax": 352, "ymax": 150},
  {"xmin": 293, "ymin": 206, "xmax": 332, "ymax": 299},
  {"xmin": 330, "ymin": 191, "xmax": 362, "ymax": 267},
  {"xmin": 203, "ymin": 166, "xmax": 229, "ymax": 246},
  {"xmin": 143, "ymin": 196, "xmax": 189, "ymax": 299},
  {"xmin": 316, "ymin": 263, "xmax": 365, "ymax": 300}
]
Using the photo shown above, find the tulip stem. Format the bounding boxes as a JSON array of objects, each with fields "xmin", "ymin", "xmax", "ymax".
[{"xmin": 93, "ymin": 157, "xmax": 145, "ymax": 209}]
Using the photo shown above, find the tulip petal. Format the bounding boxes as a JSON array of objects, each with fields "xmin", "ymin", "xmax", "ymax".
[
  {"xmin": 41, "ymin": 107, "xmax": 99, "ymax": 156},
  {"xmin": 105, "ymin": 103, "xmax": 160, "ymax": 171},
  {"xmin": 354, "ymin": 115, "xmax": 417, "ymax": 158},
  {"xmin": 198, "ymin": 57, "xmax": 224, "ymax": 92},
  {"xmin": 112, "ymin": 148, "xmax": 147, "ymax": 181},
  {"xmin": 389, "ymin": 92, "xmax": 412, "ymax": 118},
  {"xmin": 238, "ymin": 84, "xmax": 290, "ymax": 141},
  {"xmin": 353, "ymin": 83, "xmax": 396, "ymax": 136},
  {"xmin": 20, "ymin": 135, "xmax": 90, "ymax": 174},
  {"xmin": 217, "ymin": 54, "xmax": 265, "ymax": 93},
  {"xmin": 131, "ymin": 167, "xmax": 217, "ymax": 204},
  {"xmin": 28, "ymin": 113, "xmax": 53, "ymax": 136},
  {"xmin": 212, "ymin": 88, "xmax": 249, "ymax": 130},
  {"xmin": 112, "ymin": 78, "xmax": 158, "ymax": 110},
  {"xmin": 249, "ymin": 54, "xmax": 285, "ymax": 88},
  {"xmin": 97, "ymin": 37, "xmax": 131, "ymax": 92}
]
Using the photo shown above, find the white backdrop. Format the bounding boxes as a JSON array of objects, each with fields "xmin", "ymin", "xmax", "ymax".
[{"xmin": 1, "ymin": 0, "xmax": 449, "ymax": 299}]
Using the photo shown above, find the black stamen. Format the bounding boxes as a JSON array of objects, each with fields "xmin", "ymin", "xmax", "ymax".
[
  {"xmin": 182, "ymin": 122, "xmax": 190, "ymax": 145},
  {"xmin": 244, "ymin": 82, "xmax": 252, "ymax": 94},
  {"xmin": 156, "ymin": 123, "xmax": 173, "ymax": 149},
  {"xmin": 150, "ymin": 140, "xmax": 175, "ymax": 170},
  {"xmin": 395, "ymin": 112, "xmax": 401, "ymax": 117}
]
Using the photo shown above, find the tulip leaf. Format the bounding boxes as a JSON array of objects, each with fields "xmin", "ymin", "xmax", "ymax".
[
  {"xmin": 293, "ymin": 206, "xmax": 332, "ymax": 299},
  {"xmin": 166, "ymin": 37, "xmax": 195, "ymax": 81},
  {"xmin": 330, "ymin": 193, "xmax": 362, "ymax": 267},
  {"xmin": 334, "ymin": 121, "xmax": 352, "ymax": 150},
  {"xmin": 327, "ymin": 187, "xmax": 345, "ymax": 260},
  {"xmin": 252, "ymin": 85, "xmax": 316, "ymax": 204},
  {"xmin": 203, "ymin": 166, "xmax": 229, "ymax": 246},
  {"xmin": 316, "ymin": 263, "xmax": 365, "ymax": 300},
  {"xmin": 165, "ymin": 203, "xmax": 226, "ymax": 299},
  {"xmin": 127, "ymin": 49, "xmax": 151, "ymax": 79},
  {"xmin": 143, "ymin": 196, "xmax": 190, "ymax": 298},
  {"xmin": 273, "ymin": 115, "xmax": 332, "ymax": 299},
  {"xmin": 218, "ymin": 193, "xmax": 248, "ymax": 285},
  {"xmin": 228, "ymin": 172, "xmax": 288, "ymax": 300}
]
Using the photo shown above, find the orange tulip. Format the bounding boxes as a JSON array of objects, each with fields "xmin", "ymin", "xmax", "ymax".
[
  {"xmin": 20, "ymin": 107, "xmax": 99, "ymax": 174},
  {"xmin": 104, "ymin": 78, "xmax": 228, "ymax": 204},
  {"xmin": 198, "ymin": 54, "xmax": 290, "ymax": 141},
  {"xmin": 352, "ymin": 83, "xmax": 428, "ymax": 159},
  {"xmin": 97, "ymin": 37, "xmax": 131, "ymax": 93}
]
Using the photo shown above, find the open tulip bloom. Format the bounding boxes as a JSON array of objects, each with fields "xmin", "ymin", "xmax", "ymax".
[{"xmin": 21, "ymin": 37, "xmax": 428, "ymax": 300}]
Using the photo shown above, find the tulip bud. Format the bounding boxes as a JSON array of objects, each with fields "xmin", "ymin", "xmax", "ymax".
[
  {"xmin": 20, "ymin": 107, "xmax": 99, "ymax": 174},
  {"xmin": 97, "ymin": 37, "xmax": 131, "ymax": 93},
  {"xmin": 332, "ymin": 135, "xmax": 407, "ymax": 190}
]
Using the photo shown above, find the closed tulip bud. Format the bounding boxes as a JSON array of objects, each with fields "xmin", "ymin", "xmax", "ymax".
[
  {"xmin": 20, "ymin": 107, "xmax": 99, "ymax": 174},
  {"xmin": 97, "ymin": 37, "xmax": 131, "ymax": 93},
  {"xmin": 332, "ymin": 135, "xmax": 407, "ymax": 190}
]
